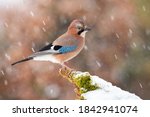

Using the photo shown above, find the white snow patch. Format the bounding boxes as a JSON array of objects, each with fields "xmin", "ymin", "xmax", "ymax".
[
  {"xmin": 81, "ymin": 75, "xmax": 141, "ymax": 100},
  {"xmin": 74, "ymin": 72, "xmax": 89, "ymax": 79}
]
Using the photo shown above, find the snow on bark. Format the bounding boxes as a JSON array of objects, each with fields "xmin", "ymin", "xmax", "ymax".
[
  {"xmin": 59, "ymin": 67, "xmax": 142, "ymax": 100},
  {"xmin": 82, "ymin": 75, "xmax": 141, "ymax": 100}
]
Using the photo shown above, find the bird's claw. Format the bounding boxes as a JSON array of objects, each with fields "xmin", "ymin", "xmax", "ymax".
[{"xmin": 59, "ymin": 66, "xmax": 75, "ymax": 82}]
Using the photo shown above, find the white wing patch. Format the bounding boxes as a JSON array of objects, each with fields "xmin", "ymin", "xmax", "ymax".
[{"xmin": 33, "ymin": 54, "xmax": 59, "ymax": 63}]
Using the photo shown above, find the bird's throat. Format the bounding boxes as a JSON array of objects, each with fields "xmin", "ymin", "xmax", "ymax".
[{"xmin": 80, "ymin": 31, "xmax": 87, "ymax": 38}]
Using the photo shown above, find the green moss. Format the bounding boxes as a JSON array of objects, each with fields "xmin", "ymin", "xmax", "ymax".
[
  {"xmin": 73, "ymin": 73, "xmax": 99, "ymax": 94},
  {"xmin": 80, "ymin": 96, "xmax": 85, "ymax": 100}
]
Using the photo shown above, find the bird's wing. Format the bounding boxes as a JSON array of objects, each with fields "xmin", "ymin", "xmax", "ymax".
[
  {"xmin": 38, "ymin": 43, "xmax": 53, "ymax": 51},
  {"xmin": 30, "ymin": 43, "xmax": 77, "ymax": 57}
]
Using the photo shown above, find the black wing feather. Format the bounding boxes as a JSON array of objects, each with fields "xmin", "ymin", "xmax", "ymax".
[
  {"xmin": 38, "ymin": 43, "xmax": 62, "ymax": 52},
  {"xmin": 53, "ymin": 45, "xmax": 62, "ymax": 50},
  {"xmin": 38, "ymin": 43, "xmax": 53, "ymax": 51},
  {"xmin": 11, "ymin": 57, "xmax": 33, "ymax": 66}
]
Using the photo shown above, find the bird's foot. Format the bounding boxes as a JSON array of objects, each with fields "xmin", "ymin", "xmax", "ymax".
[
  {"xmin": 59, "ymin": 66, "xmax": 75, "ymax": 82},
  {"xmin": 59, "ymin": 66, "xmax": 81, "ymax": 99}
]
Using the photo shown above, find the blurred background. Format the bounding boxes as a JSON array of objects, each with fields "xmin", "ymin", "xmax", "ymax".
[{"xmin": 0, "ymin": 0, "xmax": 150, "ymax": 99}]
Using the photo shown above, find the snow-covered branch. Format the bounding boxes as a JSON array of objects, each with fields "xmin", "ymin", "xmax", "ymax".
[{"xmin": 59, "ymin": 67, "xmax": 141, "ymax": 100}]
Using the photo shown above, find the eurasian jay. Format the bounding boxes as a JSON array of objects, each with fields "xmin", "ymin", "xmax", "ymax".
[{"xmin": 11, "ymin": 19, "xmax": 91, "ymax": 66}]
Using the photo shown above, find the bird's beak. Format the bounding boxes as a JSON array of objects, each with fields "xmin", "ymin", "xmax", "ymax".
[{"xmin": 84, "ymin": 26, "xmax": 91, "ymax": 31}]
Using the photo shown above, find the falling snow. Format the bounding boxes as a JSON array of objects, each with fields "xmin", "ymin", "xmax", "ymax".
[
  {"xmin": 17, "ymin": 42, "xmax": 22, "ymax": 47},
  {"xmin": 115, "ymin": 33, "xmax": 120, "ymax": 39},
  {"xmin": 1, "ymin": 70, "xmax": 4, "ymax": 75},
  {"xmin": 0, "ymin": 0, "xmax": 149, "ymax": 100},
  {"xmin": 44, "ymin": 84, "xmax": 60, "ymax": 99},
  {"xmin": 114, "ymin": 54, "xmax": 118, "ymax": 60},
  {"xmin": 4, "ymin": 80, "xmax": 8, "ymax": 86},
  {"xmin": 31, "ymin": 47, "xmax": 35, "ymax": 52},
  {"xmin": 132, "ymin": 42, "xmax": 137, "ymax": 48},
  {"xmin": 62, "ymin": 19, "xmax": 67, "ymax": 24},
  {"xmin": 84, "ymin": 45, "xmax": 88, "ymax": 50},
  {"xmin": 42, "ymin": 20, "xmax": 46, "ymax": 26},
  {"xmin": 145, "ymin": 29, "xmax": 150, "ymax": 36},
  {"xmin": 4, "ymin": 22, "xmax": 8, "ymax": 27},
  {"xmin": 5, "ymin": 53, "xmax": 11, "ymax": 61},
  {"xmin": 129, "ymin": 29, "xmax": 133, "ymax": 34},
  {"xmin": 128, "ymin": 28, "xmax": 133, "ymax": 38},
  {"xmin": 83, "ymin": 16, "xmax": 86, "ymax": 21},
  {"xmin": 125, "ymin": 53, "xmax": 129, "ymax": 57},
  {"xmin": 96, "ymin": 60, "xmax": 101, "ymax": 68},
  {"xmin": 142, "ymin": 44, "xmax": 146, "ymax": 49},
  {"xmin": 147, "ymin": 46, "xmax": 150, "ymax": 51},
  {"xmin": 139, "ymin": 83, "xmax": 143, "ymax": 89},
  {"xmin": 45, "ymin": 42, "xmax": 50, "ymax": 46},
  {"xmin": 32, "ymin": 42, "xmax": 36, "ymax": 48},
  {"xmin": 110, "ymin": 15, "xmax": 114, "ymax": 21},
  {"xmin": 30, "ymin": 11, "xmax": 34, "ymax": 17},
  {"xmin": 42, "ymin": 27, "xmax": 46, "ymax": 32},
  {"xmin": 142, "ymin": 5, "xmax": 146, "ymax": 11}
]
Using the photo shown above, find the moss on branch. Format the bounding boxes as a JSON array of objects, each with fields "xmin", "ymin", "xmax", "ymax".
[{"xmin": 59, "ymin": 67, "xmax": 99, "ymax": 99}]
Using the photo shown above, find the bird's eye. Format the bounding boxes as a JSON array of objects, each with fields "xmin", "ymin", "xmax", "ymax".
[{"xmin": 77, "ymin": 27, "xmax": 82, "ymax": 30}]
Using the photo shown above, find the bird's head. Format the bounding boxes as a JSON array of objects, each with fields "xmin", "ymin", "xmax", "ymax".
[{"xmin": 67, "ymin": 19, "xmax": 91, "ymax": 38}]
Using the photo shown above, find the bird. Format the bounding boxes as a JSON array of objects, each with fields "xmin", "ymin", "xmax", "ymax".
[{"xmin": 11, "ymin": 19, "xmax": 91, "ymax": 66}]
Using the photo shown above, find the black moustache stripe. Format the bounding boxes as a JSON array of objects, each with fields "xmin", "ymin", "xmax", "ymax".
[{"xmin": 78, "ymin": 29, "xmax": 84, "ymax": 35}]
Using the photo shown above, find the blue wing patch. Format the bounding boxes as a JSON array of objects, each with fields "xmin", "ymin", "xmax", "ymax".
[{"xmin": 59, "ymin": 45, "xmax": 77, "ymax": 54}]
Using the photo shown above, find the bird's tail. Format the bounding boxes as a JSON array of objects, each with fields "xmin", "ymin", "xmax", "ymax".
[{"xmin": 11, "ymin": 57, "xmax": 33, "ymax": 66}]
